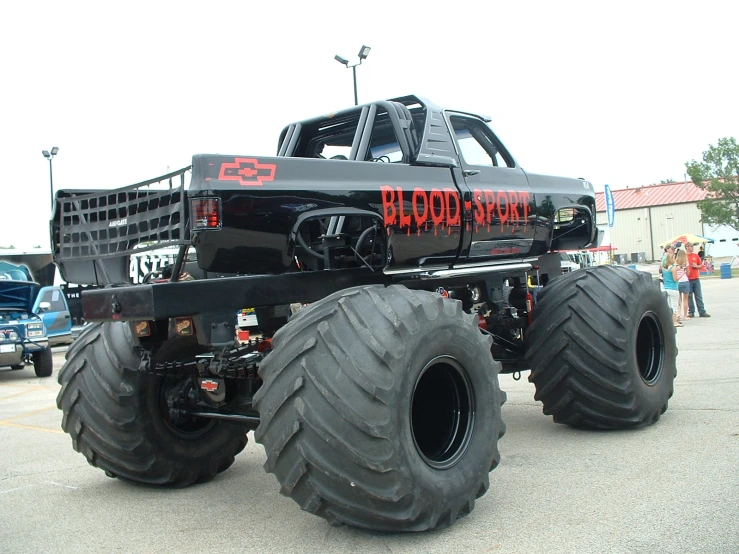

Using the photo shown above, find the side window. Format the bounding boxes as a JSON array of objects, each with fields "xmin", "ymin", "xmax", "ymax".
[
  {"xmin": 450, "ymin": 116, "xmax": 514, "ymax": 168},
  {"xmin": 50, "ymin": 289, "xmax": 67, "ymax": 312},
  {"xmin": 455, "ymin": 129, "xmax": 493, "ymax": 166},
  {"xmin": 42, "ymin": 289, "xmax": 67, "ymax": 312}
]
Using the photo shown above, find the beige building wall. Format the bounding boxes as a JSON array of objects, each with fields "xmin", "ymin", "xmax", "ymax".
[{"xmin": 597, "ymin": 202, "xmax": 703, "ymax": 262}]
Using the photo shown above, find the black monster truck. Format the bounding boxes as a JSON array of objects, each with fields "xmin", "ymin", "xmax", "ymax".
[{"xmin": 51, "ymin": 95, "xmax": 676, "ymax": 532}]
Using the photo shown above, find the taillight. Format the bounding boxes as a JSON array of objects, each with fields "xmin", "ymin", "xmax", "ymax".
[
  {"xmin": 477, "ymin": 313, "xmax": 487, "ymax": 331},
  {"xmin": 257, "ymin": 338, "xmax": 272, "ymax": 353},
  {"xmin": 174, "ymin": 317, "xmax": 194, "ymax": 336},
  {"xmin": 191, "ymin": 197, "xmax": 221, "ymax": 230},
  {"xmin": 133, "ymin": 321, "xmax": 152, "ymax": 338}
]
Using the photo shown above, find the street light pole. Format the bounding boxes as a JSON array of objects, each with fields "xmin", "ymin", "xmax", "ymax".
[
  {"xmin": 334, "ymin": 45, "xmax": 371, "ymax": 106},
  {"xmin": 351, "ymin": 64, "xmax": 358, "ymax": 106},
  {"xmin": 42, "ymin": 146, "xmax": 59, "ymax": 210}
]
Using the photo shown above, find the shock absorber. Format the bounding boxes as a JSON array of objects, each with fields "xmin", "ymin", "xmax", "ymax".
[{"xmin": 508, "ymin": 278, "xmax": 534, "ymax": 325}]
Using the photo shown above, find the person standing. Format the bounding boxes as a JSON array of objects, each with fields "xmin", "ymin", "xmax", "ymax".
[
  {"xmin": 675, "ymin": 248, "xmax": 691, "ymax": 322},
  {"xmin": 662, "ymin": 246, "xmax": 681, "ymax": 327},
  {"xmin": 685, "ymin": 242, "xmax": 710, "ymax": 318}
]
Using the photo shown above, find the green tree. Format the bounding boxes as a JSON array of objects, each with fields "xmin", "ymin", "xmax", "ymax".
[
  {"xmin": 660, "ymin": 178, "xmax": 676, "ymax": 184},
  {"xmin": 686, "ymin": 137, "xmax": 739, "ymax": 231}
]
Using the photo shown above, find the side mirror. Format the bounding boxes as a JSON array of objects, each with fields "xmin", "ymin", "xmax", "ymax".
[{"xmin": 38, "ymin": 301, "xmax": 51, "ymax": 312}]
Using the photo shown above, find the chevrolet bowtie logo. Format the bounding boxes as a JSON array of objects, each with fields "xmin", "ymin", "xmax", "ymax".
[{"xmin": 218, "ymin": 158, "xmax": 276, "ymax": 186}]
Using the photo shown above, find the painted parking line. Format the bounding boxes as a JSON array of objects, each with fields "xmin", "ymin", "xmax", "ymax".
[
  {"xmin": 0, "ymin": 405, "xmax": 63, "ymax": 434},
  {"xmin": 0, "ymin": 485, "xmax": 34, "ymax": 495},
  {"xmin": 0, "ymin": 386, "xmax": 44, "ymax": 402},
  {"xmin": 1, "ymin": 482, "xmax": 77, "ymax": 495},
  {"xmin": 46, "ymin": 481, "xmax": 77, "ymax": 490}
]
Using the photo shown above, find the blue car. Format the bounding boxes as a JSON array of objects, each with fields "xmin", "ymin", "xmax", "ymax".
[
  {"xmin": 0, "ymin": 261, "xmax": 72, "ymax": 348},
  {"xmin": 0, "ymin": 280, "xmax": 53, "ymax": 377},
  {"xmin": 33, "ymin": 286, "xmax": 73, "ymax": 346}
]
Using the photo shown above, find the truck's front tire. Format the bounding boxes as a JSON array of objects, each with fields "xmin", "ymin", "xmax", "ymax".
[
  {"xmin": 253, "ymin": 285, "xmax": 506, "ymax": 532},
  {"xmin": 56, "ymin": 322, "xmax": 248, "ymax": 486},
  {"xmin": 32, "ymin": 348, "xmax": 53, "ymax": 377},
  {"xmin": 525, "ymin": 265, "xmax": 677, "ymax": 429}
]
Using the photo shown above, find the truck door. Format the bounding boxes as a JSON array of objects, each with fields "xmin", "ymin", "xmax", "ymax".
[
  {"xmin": 35, "ymin": 286, "xmax": 72, "ymax": 344},
  {"xmin": 446, "ymin": 114, "xmax": 537, "ymax": 261}
]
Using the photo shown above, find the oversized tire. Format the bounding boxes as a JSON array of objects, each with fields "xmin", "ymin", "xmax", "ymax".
[
  {"xmin": 525, "ymin": 265, "xmax": 677, "ymax": 429},
  {"xmin": 253, "ymin": 285, "xmax": 506, "ymax": 532},
  {"xmin": 56, "ymin": 322, "xmax": 248, "ymax": 486},
  {"xmin": 32, "ymin": 348, "xmax": 53, "ymax": 377}
]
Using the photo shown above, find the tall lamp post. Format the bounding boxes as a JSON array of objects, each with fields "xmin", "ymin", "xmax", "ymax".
[
  {"xmin": 334, "ymin": 45, "xmax": 371, "ymax": 106},
  {"xmin": 42, "ymin": 147, "xmax": 59, "ymax": 210}
]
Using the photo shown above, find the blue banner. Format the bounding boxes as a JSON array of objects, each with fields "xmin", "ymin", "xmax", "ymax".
[{"xmin": 604, "ymin": 184, "xmax": 615, "ymax": 228}]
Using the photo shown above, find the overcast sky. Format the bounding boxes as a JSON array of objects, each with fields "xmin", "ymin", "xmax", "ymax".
[{"xmin": 1, "ymin": 0, "xmax": 736, "ymax": 250}]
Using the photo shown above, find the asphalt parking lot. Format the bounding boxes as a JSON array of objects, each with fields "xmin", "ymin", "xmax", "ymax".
[{"xmin": 1, "ymin": 276, "xmax": 738, "ymax": 554}]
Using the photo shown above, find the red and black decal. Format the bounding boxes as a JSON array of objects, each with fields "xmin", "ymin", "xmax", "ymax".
[
  {"xmin": 200, "ymin": 379, "xmax": 220, "ymax": 393},
  {"xmin": 218, "ymin": 158, "xmax": 276, "ymax": 186},
  {"xmin": 380, "ymin": 186, "xmax": 530, "ymax": 235}
]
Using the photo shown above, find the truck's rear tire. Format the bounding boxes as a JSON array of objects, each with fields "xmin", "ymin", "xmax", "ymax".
[
  {"xmin": 32, "ymin": 348, "xmax": 53, "ymax": 377},
  {"xmin": 525, "ymin": 265, "xmax": 677, "ymax": 429},
  {"xmin": 253, "ymin": 285, "xmax": 506, "ymax": 532},
  {"xmin": 56, "ymin": 322, "xmax": 248, "ymax": 486}
]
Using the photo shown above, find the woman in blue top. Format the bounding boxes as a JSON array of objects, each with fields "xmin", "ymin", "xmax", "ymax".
[{"xmin": 661, "ymin": 245, "xmax": 681, "ymax": 328}]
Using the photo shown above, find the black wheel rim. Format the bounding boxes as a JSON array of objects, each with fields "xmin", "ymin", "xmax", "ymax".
[
  {"xmin": 411, "ymin": 356, "xmax": 475, "ymax": 470},
  {"xmin": 636, "ymin": 312, "xmax": 664, "ymax": 385}
]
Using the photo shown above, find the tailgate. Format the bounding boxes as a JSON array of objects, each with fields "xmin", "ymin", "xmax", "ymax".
[{"xmin": 51, "ymin": 167, "xmax": 191, "ymax": 285}]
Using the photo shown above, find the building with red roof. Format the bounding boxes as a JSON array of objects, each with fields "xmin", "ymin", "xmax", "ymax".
[
  {"xmin": 595, "ymin": 181, "xmax": 709, "ymax": 262},
  {"xmin": 595, "ymin": 181, "xmax": 707, "ymax": 213}
]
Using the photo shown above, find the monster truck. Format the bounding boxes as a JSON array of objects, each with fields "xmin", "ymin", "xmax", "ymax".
[{"xmin": 51, "ymin": 95, "xmax": 676, "ymax": 532}]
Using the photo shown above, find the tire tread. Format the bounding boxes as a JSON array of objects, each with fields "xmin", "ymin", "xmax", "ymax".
[
  {"xmin": 254, "ymin": 285, "xmax": 505, "ymax": 531},
  {"xmin": 57, "ymin": 322, "xmax": 247, "ymax": 486},
  {"xmin": 526, "ymin": 266, "xmax": 677, "ymax": 429}
]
